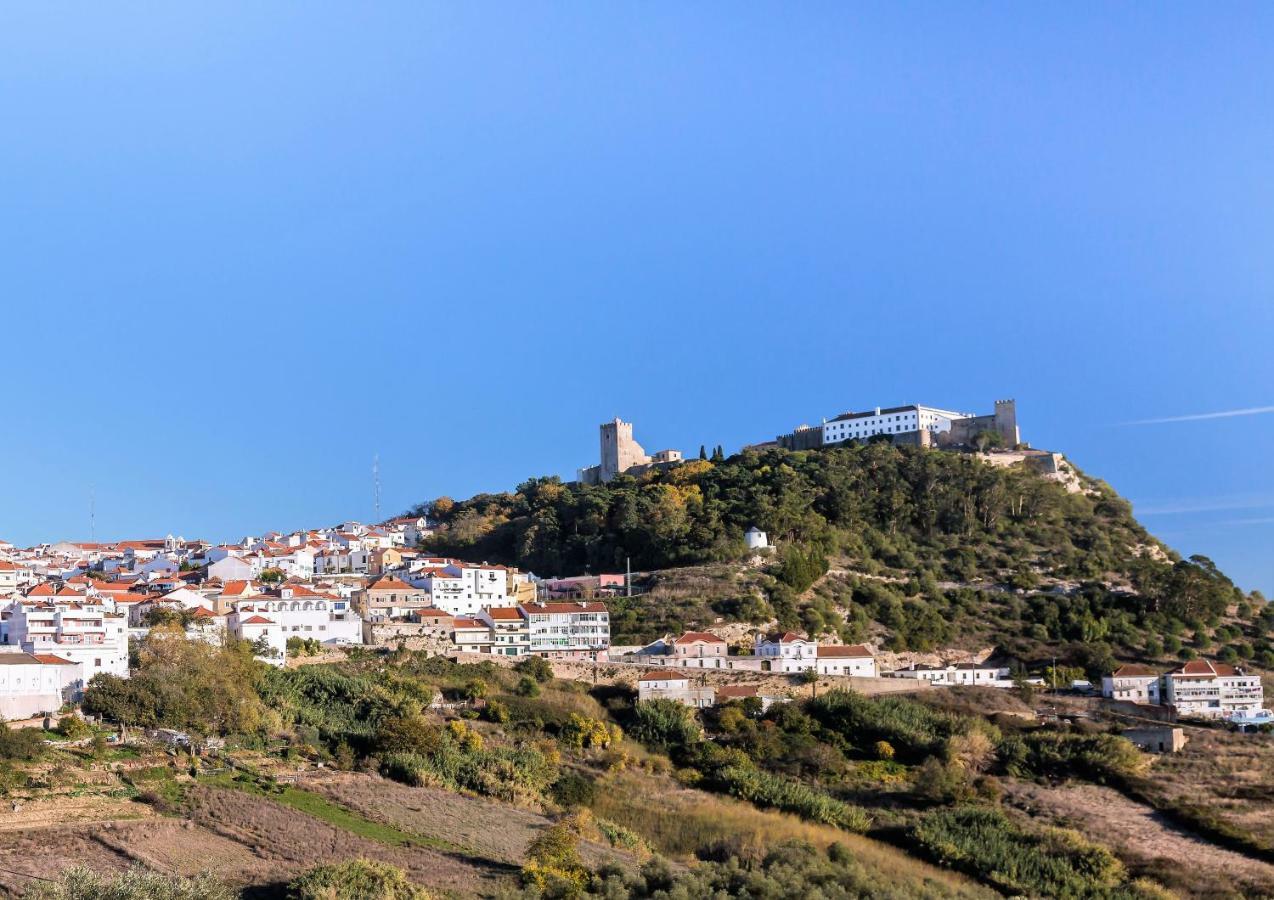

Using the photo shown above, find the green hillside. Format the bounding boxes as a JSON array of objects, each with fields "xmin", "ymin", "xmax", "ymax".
[{"xmin": 415, "ymin": 444, "xmax": 1267, "ymax": 675}]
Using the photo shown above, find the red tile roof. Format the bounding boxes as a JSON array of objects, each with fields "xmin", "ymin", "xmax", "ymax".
[
  {"xmin": 673, "ymin": 631, "xmax": 726, "ymax": 645},
  {"xmin": 816, "ymin": 644, "xmax": 874, "ymax": 658}
]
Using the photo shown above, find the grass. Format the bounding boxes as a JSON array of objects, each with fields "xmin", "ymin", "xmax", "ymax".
[
  {"xmin": 199, "ymin": 772, "xmax": 462, "ymax": 853},
  {"xmin": 593, "ymin": 770, "xmax": 994, "ymax": 898}
]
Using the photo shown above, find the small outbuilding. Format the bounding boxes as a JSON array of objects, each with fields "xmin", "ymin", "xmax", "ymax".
[
  {"xmin": 1122, "ymin": 726, "xmax": 1186, "ymax": 753},
  {"xmin": 744, "ymin": 527, "xmax": 769, "ymax": 550}
]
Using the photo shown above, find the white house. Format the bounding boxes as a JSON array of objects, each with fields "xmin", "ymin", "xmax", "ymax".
[
  {"xmin": 886, "ymin": 661, "xmax": 1011, "ymax": 686},
  {"xmin": 0, "ymin": 651, "xmax": 83, "ymax": 720},
  {"xmin": 452, "ymin": 617, "xmax": 493, "ymax": 653},
  {"xmin": 236, "ymin": 584, "xmax": 362, "ymax": 645},
  {"xmin": 209, "ymin": 555, "xmax": 254, "ymax": 583},
  {"xmin": 1101, "ymin": 664, "xmax": 1162, "ymax": 705},
  {"xmin": 754, "ymin": 632, "xmax": 819, "ymax": 672},
  {"xmin": 637, "ymin": 671, "xmax": 714, "ymax": 708},
  {"xmin": 744, "ymin": 527, "xmax": 769, "ymax": 551},
  {"xmin": 0, "ymin": 562, "xmax": 20, "ymax": 597},
  {"xmin": 227, "ymin": 612, "xmax": 286, "ymax": 665},
  {"xmin": 444, "ymin": 563, "xmax": 510, "ymax": 610},
  {"xmin": 816, "ymin": 644, "xmax": 877, "ymax": 677}
]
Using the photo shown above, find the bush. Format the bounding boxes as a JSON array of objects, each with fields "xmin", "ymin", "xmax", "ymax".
[
  {"xmin": 26, "ymin": 866, "xmax": 235, "ymax": 900},
  {"xmin": 912, "ymin": 806, "xmax": 1129, "ymax": 897},
  {"xmin": 55, "ymin": 716, "xmax": 91, "ymax": 740},
  {"xmin": 629, "ymin": 700, "xmax": 702, "ymax": 752},
  {"xmin": 717, "ymin": 766, "xmax": 871, "ymax": 832},
  {"xmin": 516, "ymin": 655, "xmax": 555, "ymax": 683},
  {"xmin": 289, "ymin": 859, "xmax": 430, "ymax": 899},
  {"xmin": 551, "ymin": 771, "xmax": 597, "ymax": 808}
]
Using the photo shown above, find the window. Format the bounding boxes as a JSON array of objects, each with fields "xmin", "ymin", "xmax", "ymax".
[{"xmin": 94, "ymin": 658, "xmax": 102, "ymax": 667}]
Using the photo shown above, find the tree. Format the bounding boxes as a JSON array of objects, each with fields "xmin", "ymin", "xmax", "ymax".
[
  {"xmin": 515, "ymin": 655, "xmax": 554, "ymax": 683},
  {"xmin": 259, "ymin": 567, "xmax": 285, "ymax": 585},
  {"xmin": 699, "ymin": 445, "xmax": 707, "ymax": 460}
]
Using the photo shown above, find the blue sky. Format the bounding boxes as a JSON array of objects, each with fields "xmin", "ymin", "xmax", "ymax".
[{"xmin": 2, "ymin": 4, "xmax": 1272, "ymax": 594}]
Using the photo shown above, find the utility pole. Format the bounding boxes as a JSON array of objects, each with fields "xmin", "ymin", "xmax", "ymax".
[
  {"xmin": 89, "ymin": 487, "xmax": 95, "ymax": 543},
  {"xmin": 625, "ymin": 556, "xmax": 632, "ymax": 597},
  {"xmin": 372, "ymin": 454, "xmax": 381, "ymax": 522}
]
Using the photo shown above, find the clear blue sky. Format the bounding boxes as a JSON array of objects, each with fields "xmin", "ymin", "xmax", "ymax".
[{"xmin": 3, "ymin": 4, "xmax": 1272, "ymax": 594}]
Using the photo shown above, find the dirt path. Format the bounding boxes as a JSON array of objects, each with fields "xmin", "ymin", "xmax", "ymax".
[{"xmin": 1005, "ymin": 780, "xmax": 1274, "ymax": 897}]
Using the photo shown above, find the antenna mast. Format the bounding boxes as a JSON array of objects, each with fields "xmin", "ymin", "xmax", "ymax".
[
  {"xmin": 90, "ymin": 486, "xmax": 96, "ymax": 543},
  {"xmin": 373, "ymin": 454, "xmax": 381, "ymax": 522}
]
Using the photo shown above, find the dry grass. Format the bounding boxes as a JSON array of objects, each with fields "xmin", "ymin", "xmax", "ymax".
[
  {"xmin": 310, "ymin": 772, "xmax": 633, "ymax": 870},
  {"xmin": 1145, "ymin": 727, "xmax": 1274, "ymax": 846},
  {"xmin": 1004, "ymin": 778, "xmax": 1274, "ymax": 899},
  {"xmin": 592, "ymin": 770, "xmax": 995, "ymax": 898}
]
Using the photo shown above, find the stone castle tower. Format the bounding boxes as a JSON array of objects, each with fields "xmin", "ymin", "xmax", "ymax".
[
  {"xmin": 994, "ymin": 399, "xmax": 1020, "ymax": 445},
  {"xmin": 599, "ymin": 418, "xmax": 651, "ymax": 482}
]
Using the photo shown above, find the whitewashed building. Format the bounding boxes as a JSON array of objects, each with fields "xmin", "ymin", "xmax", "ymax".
[
  {"xmin": 0, "ymin": 651, "xmax": 83, "ymax": 719},
  {"xmin": 821, "ymin": 404, "xmax": 972, "ymax": 445},
  {"xmin": 1101, "ymin": 664, "xmax": 1162, "ymax": 705},
  {"xmin": 520, "ymin": 601, "xmax": 610, "ymax": 659},
  {"xmin": 1163, "ymin": 659, "xmax": 1264, "ymax": 719},
  {"xmin": 0, "ymin": 600, "xmax": 129, "ymax": 679}
]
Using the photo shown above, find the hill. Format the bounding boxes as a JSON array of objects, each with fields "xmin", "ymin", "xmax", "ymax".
[{"xmin": 414, "ymin": 443, "xmax": 1267, "ymax": 677}]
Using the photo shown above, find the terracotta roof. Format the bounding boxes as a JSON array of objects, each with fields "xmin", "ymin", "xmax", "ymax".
[
  {"xmin": 33, "ymin": 654, "xmax": 76, "ymax": 665},
  {"xmin": 673, "ymin": 631, "xmax": 726, "ymax": 645},
  {"xmin": 1111, "ymin": 664, "xmax": 1160, "ymax": 678},
  {"xmin": 484, "ymin": 607, "xmax": 524, "ymax": 621},
  {"xmin": 762, "ymin": 631, "xmax": 808, "ymax": 644},
  {"xmin": 240, "ymin": 615, "xmax": 274, "ymax": 625},
  {"xmin": 816, "ymin": 644, "xmax": 873, "ymax": 658},
  {"xmin": 453, "ymin": 617, "xmax": 487, "ymax": 629},
  {"xmin": 639, "ymin": 670, "xmax": 689, "ymax": 682},
  {"xmin": 1171, "ymin": 659, "xmax": 1242, "ymax": 678},
  {"xmin": 367, "ymin": 576, "xmax": 416, "ymax": 592},
  {"xmin": 715, "ymin": 684, "xmax": 759, "ymax": 699}
]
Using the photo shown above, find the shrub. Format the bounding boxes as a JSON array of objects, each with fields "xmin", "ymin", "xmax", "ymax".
[
  {"xmin": 56, "ymin": 716, "xmax": 91, "ymax": 740},
  {"xmin": 289, "ymin": 859, "xmax": 430, "ymax": 899},
  {"xmin": 629, "ymin": 700, "xmax": 702, "ymax": 752},
  {"xmin": 912, "ymin": 806, "xmax": 1129, "ymax": 897},
  {"xmin": 551, "ymin": 771, "xmax": 597, "ymax": 808},
  {"xmin": 516, "ymin": 655, "xmax": 555, "ymax": 683},
  {"xmin": 717, "ymin": 766, "xmax": 871, "ymax": 832},
  {"xmin": 26, "ymin": 866, "xmax": 235, "ymax": 900}
]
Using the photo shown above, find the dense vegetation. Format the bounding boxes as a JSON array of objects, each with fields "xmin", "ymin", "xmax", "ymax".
[
  {"xmin": 415, "ymin": 444, "xmax": 1158, "ymax": 582},
  {"xmin": 410, "ymin": 444, "xmax": 1262, "ymax": 672}
]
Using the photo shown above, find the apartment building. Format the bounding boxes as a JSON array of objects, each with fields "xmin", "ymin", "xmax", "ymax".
[
  {"xmin": 480, "ymin": 606, "xmax": 529, "ymax": 656},
  {"xmin": 1, "ymin": 600, "xmax": 129, "ymax": 679},
  {"xmin": 1163, "ymin": 659, "xmax": 1264, "ymax": 719},
  {"xmin": 520, "ymin": 601, "xmax": 610, "ymax": 659}
]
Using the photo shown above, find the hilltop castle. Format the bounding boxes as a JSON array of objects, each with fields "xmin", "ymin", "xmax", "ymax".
[
  {"xmin": 777, "ymin": 399, "xmax": 1020, "ymax": 451},
  {"xmin": 576, "ymin": 418, "xmax": 683, "ymax": 485}
]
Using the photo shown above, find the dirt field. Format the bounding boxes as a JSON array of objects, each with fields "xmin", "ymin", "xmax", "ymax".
[
  {"xmin": 0, "ymin": 782, "xmax": 522, "ymax": 898},
  {"xmin": 1004, "ymin": 779, "xmax": 1274, "ymax": 898},
  {"xmin": 309, "ymin": 772, "xmax": 632, "ymax": 870},
  {"xmin": 184, "ymin": 784, "xmax": 514, "ymax": 894}
]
